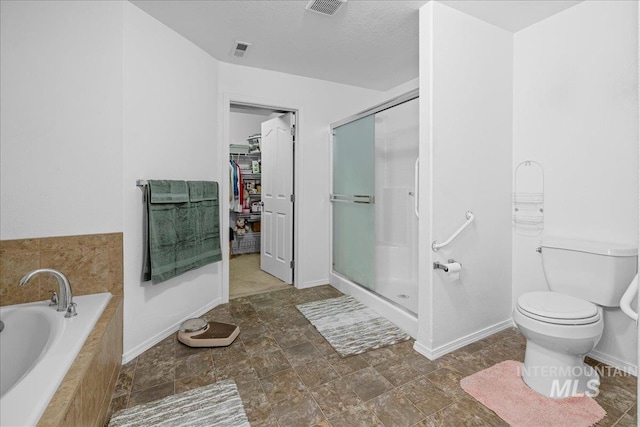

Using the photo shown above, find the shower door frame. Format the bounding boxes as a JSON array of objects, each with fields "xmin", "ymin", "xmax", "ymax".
[{"xmin": 329, "ymin": 89, "xmax": 419, "ymax": 338}]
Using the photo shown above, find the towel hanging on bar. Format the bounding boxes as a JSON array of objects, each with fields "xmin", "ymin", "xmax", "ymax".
[{"xmin": 142, "ymin": 180, "xmax": 221, "ymax": 284}]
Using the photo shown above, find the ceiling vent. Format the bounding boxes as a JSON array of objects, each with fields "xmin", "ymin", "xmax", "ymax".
[
  {"xmin": 231, "ymin": 41, "xmax": 252, "ymax": 58},
  {"xmin": 305, "ymin": 0, "xmax": 347, "ymax": 17}
]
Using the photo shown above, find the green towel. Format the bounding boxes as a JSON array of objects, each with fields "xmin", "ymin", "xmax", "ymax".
[
  {"xmin": 188, "ymin": 180, "xmax": 217, "ymax": 202},
  {"xmin": 143, "ymin": 180, "xmax": 221, "ymax": 284},
  {"xmin": 188, "ymin": 180, "xmax": 221, "ymax": 269},
  {"xmin": 149, "ymin": 180, "xmax": 189, "ymax": 203}
]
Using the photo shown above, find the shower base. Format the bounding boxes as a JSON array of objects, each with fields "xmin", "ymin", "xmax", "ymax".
[
  {"xmin": 375, "ymin": 278, "xmax": 418, "ymax": 314},
  {"xmin": 330, "ymin": 272, "xmax": 418, "ymax": 338}
]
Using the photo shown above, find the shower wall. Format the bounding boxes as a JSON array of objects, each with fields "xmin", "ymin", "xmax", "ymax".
[{"xmin": 374, "ymin": 99, "xmax": 419, "ymax": 313}]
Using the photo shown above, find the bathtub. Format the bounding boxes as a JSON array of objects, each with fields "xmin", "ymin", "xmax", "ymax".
[{"xmin": 0, "ymin": 292, "xmax": 111, "ymax": 426}]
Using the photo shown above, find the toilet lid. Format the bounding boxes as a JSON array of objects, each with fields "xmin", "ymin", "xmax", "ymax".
[{"xmin": 517, "ymin": 292, "xmax": 600, "ymax": 325}]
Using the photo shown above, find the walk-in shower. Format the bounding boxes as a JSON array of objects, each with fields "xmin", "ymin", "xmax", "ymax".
[{"xmin": 330, "ymin": 90, "xmax": 419, "ymax": 336}]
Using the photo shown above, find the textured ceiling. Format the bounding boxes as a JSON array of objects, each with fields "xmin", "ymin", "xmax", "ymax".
[
  {"xmin": 441, "ymin": 0, "xmax": 583, "ymax": 33},
  {"xmin": 131, "ymin": 0, "xmax": 583, "ymax": 91},
  {"xmin": 131, "ymin": 0, "xmax": 426, "ymax": 91}
]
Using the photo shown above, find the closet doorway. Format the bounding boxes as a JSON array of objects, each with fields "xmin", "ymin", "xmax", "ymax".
[{"xmin": 228, "ymin": 103, "xmax": 296, "ymax": 298}]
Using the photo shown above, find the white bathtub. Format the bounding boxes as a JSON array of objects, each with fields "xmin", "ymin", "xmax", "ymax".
[{"xmin": 0, "ymin": 292, "xmax": 111, "ymax": 427}]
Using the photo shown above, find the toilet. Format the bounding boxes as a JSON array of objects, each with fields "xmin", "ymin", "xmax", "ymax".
[{"xmin": 513, "ymin": 237, "xmax": 637, "ymax": 398}]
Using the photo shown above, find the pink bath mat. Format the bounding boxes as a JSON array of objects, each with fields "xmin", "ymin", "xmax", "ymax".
[{"xmin": 460, "ymin": 360, "xmax": 606, "ymax": 427}]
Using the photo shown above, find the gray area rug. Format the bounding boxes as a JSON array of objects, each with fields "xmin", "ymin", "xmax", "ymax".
[
  {"xmin": 296, "ymin": 295, "xmax": 411, "ymax": 357},
  {"xmin": 108, "ymin": 380, "xmax": 249, "ymax": 427}
]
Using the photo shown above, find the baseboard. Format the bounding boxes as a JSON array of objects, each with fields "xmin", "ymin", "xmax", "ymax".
[
  {"xmin": 122, "ymin": 297, "xmax": 223, "ymax": 364},
  {"xmin": 588, "ymin": 349, "xmax": 638, "ymax": 377},
  {"xmin": 413, "ymin": 319, "xmax": 513, "ymax": 361},
  {"xmin": 299, "ymin": 279, "xmax": 329, "ymax": 289},
  {"xmin": 413, "ymin": 341, "xmax": 435, "ymax": 361}
]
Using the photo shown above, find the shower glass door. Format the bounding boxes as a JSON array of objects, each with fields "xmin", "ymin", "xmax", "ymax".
[
  {"xmin": 332, "ymin": 115, "xmax": 375, "ymax": 289},
  {"xmin": 332, "ymin": 95, "xmax": 419, "ymax": 314}
]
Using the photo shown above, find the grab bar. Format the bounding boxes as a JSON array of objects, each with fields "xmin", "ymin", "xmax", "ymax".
[
  {"xmin": 330, "ymin": 194, "xmax": 375, "ymax": 204},
  {"xmin": 414, "ymin": 158, "xmax": 419, "ymax": 218},
  {"xmin": 432, "ymin": 211, "xmax": 474, "ymax": 252},
  {"xmin": 620, "ymin": 274, "xmax": 638, "ymax": 324}
]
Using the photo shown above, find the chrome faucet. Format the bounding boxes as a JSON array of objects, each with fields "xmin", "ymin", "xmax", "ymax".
[{"xmin": 19, "ymin": 269, "xmax": 76, "ymax": 317}]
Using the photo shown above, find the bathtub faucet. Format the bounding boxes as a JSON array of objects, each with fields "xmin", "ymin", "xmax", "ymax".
[{"xmin": 19, "ymin": 269, "xmax": 76, "ymax": 317}]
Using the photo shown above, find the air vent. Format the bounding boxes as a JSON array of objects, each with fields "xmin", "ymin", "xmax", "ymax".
[
  {"xmin": 231, "ymin": 41, "xmax": 252, "ymax": 58},
  {"xmin": 305, "ymin": 0, "xmax": 347, "ymax": 16}
]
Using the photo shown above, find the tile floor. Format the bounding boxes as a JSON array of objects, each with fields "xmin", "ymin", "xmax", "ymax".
[{"xmin": 107, "ymin": 285, "xmax": 638, "ymax": 427}]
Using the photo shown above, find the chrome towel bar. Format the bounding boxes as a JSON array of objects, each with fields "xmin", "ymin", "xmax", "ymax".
[{"xmin": 432, "ymin": 211, "xmax": 474, "ymax": 252}]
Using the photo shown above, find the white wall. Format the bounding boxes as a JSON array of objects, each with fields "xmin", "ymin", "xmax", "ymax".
[
  {"xmin": 0, "ymin": 0, "xmax": 415, "ymax": 360},
  {"xmin": 229, "ymin": 111, "xmax": 271, "ymax": 146},
  {"xmin": 416, "ymin": 1, "xmax": 513, "ymax": 357},
  {"xmin": 383, "ymin": 77, "xmax": 419, "ymax": 100},
  {"xmin": 122, "ymin": 2, "xmax": 222, "ymax": 360},
  {"xmin": 513, "ymin": 0, "xmax": 639, "ymax": 370},
  {"xmin": 0, "ymin": 0, "xmax": 123, "ymax": 239},
  {"xmin": 219, "ymin": 63, "xmax": 384, "ymax": 288}
]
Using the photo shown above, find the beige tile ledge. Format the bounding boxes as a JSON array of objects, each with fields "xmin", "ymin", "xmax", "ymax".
[{"xmin": 37, "ymin": 295, "xmax": 123, "ymax": 427}]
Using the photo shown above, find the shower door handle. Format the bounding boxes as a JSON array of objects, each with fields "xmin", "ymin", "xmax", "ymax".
[
  {"xmin": 330, "ymin": 194, "xmax": 374, "ymax": 204},
  {"xmin": 414, "ymin": 158, "xmax": 419, "ymax": 218}
]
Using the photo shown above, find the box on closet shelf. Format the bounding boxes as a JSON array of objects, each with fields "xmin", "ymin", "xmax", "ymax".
[{"xmin": 230, "ymin": 144, "xmax": 250, "ymax": 155}]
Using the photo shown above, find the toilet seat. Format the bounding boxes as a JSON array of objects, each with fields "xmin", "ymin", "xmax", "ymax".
[{"xmin": 517, "ymin": 291, "xmax": 600, "ymax": 325}]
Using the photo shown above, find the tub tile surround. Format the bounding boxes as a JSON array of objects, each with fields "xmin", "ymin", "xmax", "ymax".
[
  {"xmin": 0, "ymin": 232, "xmax": 123, "ymax": 306},
  {"xmin": 0, "ymin": 232, "xmax": 124, "ymax": 426},
  {"xmin": 105, "ymin": 286, "xmax": 637, "ymax": 427},
  {"xmin": 39, "ymin": 295, "xmax": 123, "ymax": 427}
]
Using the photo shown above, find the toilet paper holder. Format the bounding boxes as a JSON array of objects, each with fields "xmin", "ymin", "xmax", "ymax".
[{"xmin": 433, "ymin": 259, "xmax": 461, "ymax": 272}]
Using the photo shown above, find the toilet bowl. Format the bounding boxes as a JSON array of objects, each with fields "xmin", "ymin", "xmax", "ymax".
[
  {"xmin": 513, "ymin": 291, "xmax": 603, "ymax": 397},
  {"xmin": 513, "ymin": 237, "xmax": 637, "ymax": 399}
]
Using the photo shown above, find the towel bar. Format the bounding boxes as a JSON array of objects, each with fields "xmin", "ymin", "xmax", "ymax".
[{"xmin": 136, "ymin": 179, "xmax": 148, "ymax": 187}]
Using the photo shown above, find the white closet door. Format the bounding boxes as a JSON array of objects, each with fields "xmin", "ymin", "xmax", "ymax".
[{"xmin": 260, "ymin": 113, "xmax": 294, "ymax": 284}]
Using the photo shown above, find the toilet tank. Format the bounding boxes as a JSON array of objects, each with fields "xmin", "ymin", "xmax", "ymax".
[{"xmin": 541, "ymin": 237, "xmax": 638, "ymax": 307}]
